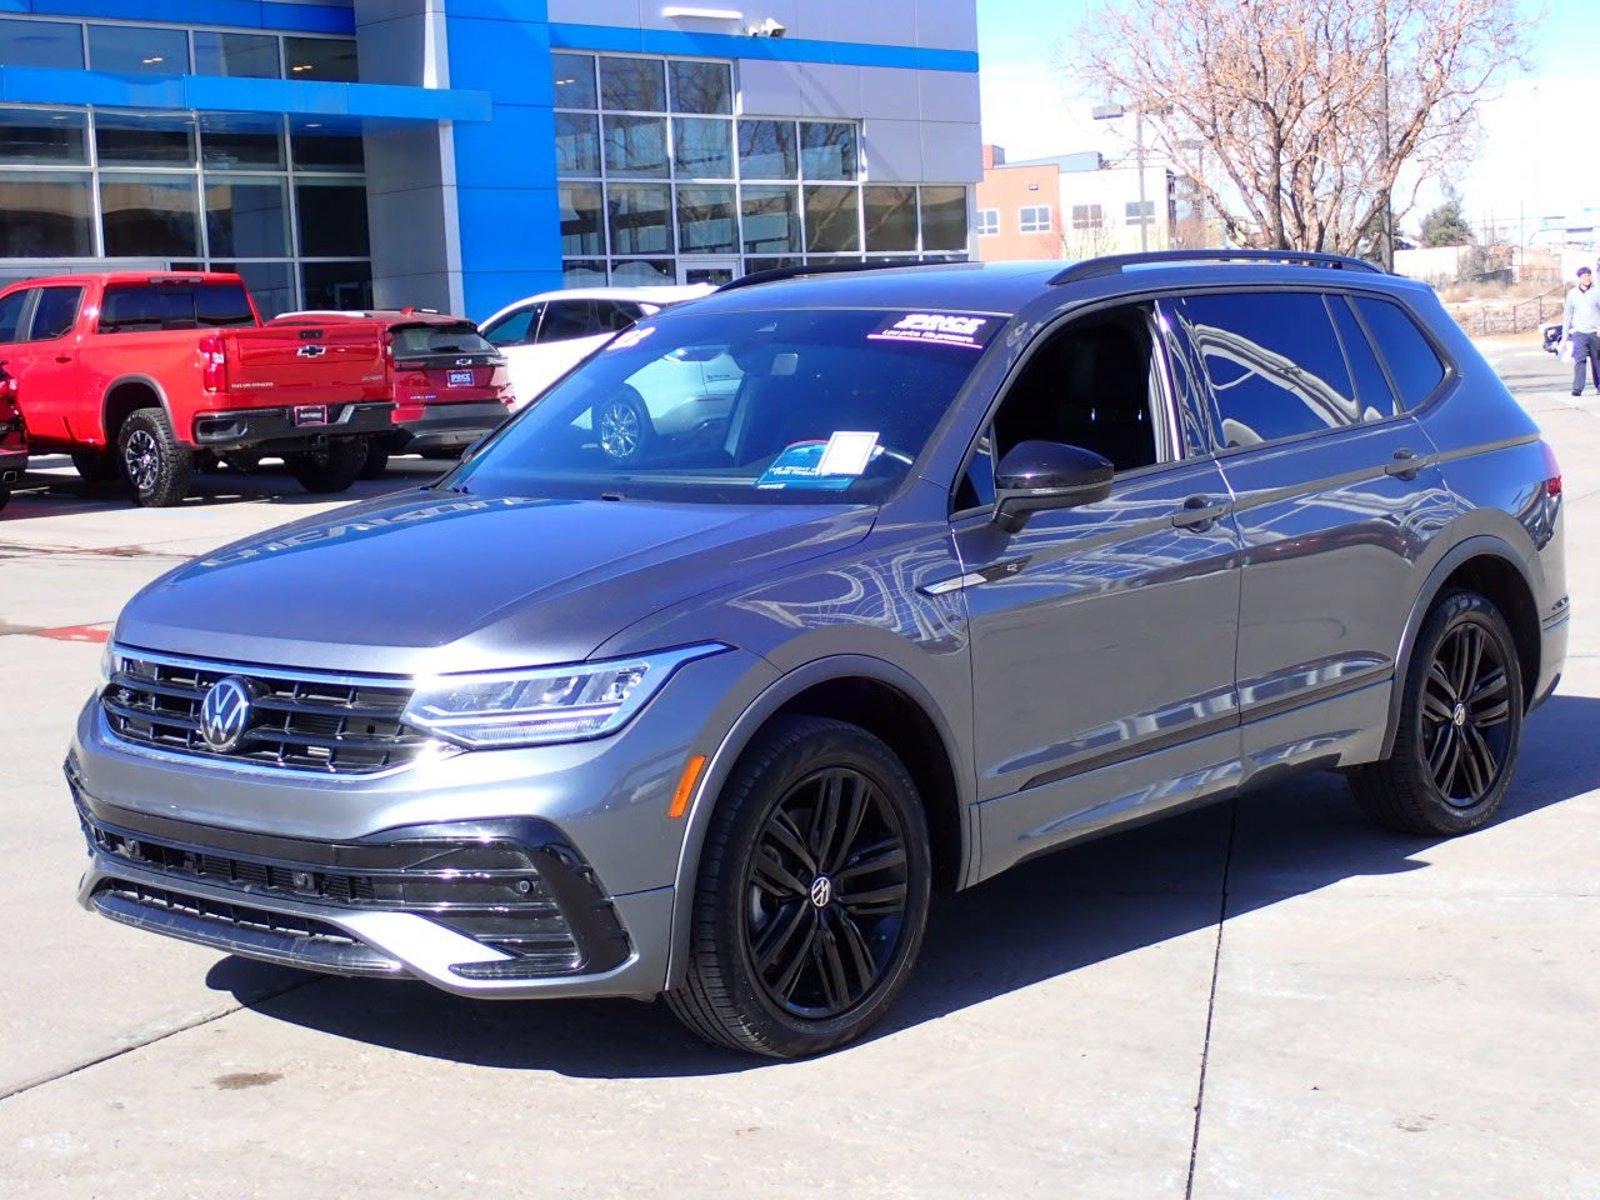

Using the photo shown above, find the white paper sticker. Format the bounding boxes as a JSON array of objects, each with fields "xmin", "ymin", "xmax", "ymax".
[
  {"xmin": 607, "ymin": 325, "xmax": 655, "ymax": 351},
  {"xmin": 817, "ymin": 430, "xmax": 879, "ymax": 476}
]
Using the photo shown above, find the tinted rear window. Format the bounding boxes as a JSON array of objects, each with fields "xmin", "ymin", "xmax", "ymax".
[
  {"xmin": 1329, "ymin": 295, "xmax": 1398, "ymax": 420},
  {"xmin": 392, "ymin": 322, "xmax": 497, "ymax": 358},
  {"xmin": 1180, "ymin": 291, "xmax": 1360, "ymax": 448},
  {"xmin": 100, "ymin": 283, "xmax": 255, "ymax": 333},
  {"xmin": 1353, "ymin": 296, "xmax": 1446, "ymax": 409}
]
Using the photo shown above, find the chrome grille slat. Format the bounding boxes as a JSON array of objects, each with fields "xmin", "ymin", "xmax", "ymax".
[{"xmin": 102, "ymin": 650, "xmax": 444, "ymax": 776}]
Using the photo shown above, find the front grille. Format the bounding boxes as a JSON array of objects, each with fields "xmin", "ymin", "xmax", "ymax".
[
  {"xmin": 101, "ymin": 651, "xmax": 443, "ymax": 774},
  {"xmin": 98, "ymin": 878, "xmax": 359, "ymax": 945}
]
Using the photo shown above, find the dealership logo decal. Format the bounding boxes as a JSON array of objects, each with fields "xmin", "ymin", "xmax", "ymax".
[{"xmin": 200, "ymin": 676, "xmax": 254, "ymax": 752}]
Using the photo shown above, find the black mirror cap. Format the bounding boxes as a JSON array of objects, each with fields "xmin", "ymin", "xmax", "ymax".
[{"xmin": 994, "ymin": 440, "xmax": 1114, "ymax": 531}]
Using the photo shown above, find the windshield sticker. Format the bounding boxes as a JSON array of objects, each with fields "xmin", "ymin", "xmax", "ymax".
[
  {"xmin": 757, "ymin": 438, "xmax": 879, "ymax": 490},
  {"xmin": 816, "ymin": 430, "xmax": 880, "ymax": 477},
  {"xmin": 607, "ymin": 325, "xmax": 655, "ymax": 352},
  {"xmin": 868, "ymin": 311, "xmax": 998, "ymax": 351}
]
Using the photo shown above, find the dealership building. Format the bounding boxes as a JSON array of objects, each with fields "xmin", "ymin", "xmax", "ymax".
[{"xmin": 0, "ymin": 1, "xmax": 981, "ymax": 320}]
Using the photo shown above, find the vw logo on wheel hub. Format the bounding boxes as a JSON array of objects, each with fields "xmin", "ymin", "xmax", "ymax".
[
  {"xmin": 809, "ymin": 875, "xmax": 833, "ymax": 908},
  {"xmin": 1451, "ymin": 702, "xmax": 1468, "ymax": 728},
  {"xmin": 199, "ymin": 676, "xmax": 255, "ymax": 752}
]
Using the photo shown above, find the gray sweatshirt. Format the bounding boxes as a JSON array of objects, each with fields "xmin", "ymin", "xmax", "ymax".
[{"xmin": 1564, "ymin": 283, "xmax": 1600, "ymax": 335}]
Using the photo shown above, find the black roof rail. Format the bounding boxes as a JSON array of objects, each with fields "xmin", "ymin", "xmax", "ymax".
[
  {"xmin": 716, "ymin": 259, "xmax": 945, "ymax": 293},
  {"xmin": 1049, "ymin": 249, "xmax": 1383, "ymax": 285}
]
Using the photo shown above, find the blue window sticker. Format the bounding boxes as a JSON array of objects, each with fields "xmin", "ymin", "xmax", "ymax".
[{"xmin": 757, "ymin": 434, "xmax": 881, "ymax": 490}]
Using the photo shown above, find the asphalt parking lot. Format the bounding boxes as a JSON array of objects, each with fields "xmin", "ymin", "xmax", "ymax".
[{"xmin": 2, "ymin": 344, "xmax": 1596, "ymax": 1199}]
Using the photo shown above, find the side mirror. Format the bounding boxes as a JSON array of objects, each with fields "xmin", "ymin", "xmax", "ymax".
[{"xmin": 994, "ymin": 440, "xmax": 1114, "ymax": 532}]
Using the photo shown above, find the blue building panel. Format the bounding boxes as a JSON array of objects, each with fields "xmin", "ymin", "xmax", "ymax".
[
  {"xmin": 451, "ymin": 103, "xmax": 554, "ymax": 188},
  {"xmin": 17, "ymin": 0, "xmax": 356, "ymax": 35}
]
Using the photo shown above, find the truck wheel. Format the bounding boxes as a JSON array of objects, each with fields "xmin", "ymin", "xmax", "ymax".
[
  {"xmin": 0, "ymin": 482, "xmax": 9, "ymax": 513},
  {"xmin": 358, "ymin": 439, "xmax": 390, "ymax": 480},
  {"xmin": 117, "ymin": 409, "xmax": 193, "ymax": 507},
  {"xmin": 70, "ymin": 450, "xmax": 121, "ymax": 484},
  {"xmin": 286, "ymin": 439, "xmax": 366, "ymax": 494}
]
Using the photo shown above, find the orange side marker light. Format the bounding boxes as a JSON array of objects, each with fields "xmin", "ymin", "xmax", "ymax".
[{"xmin": 669, "ymin": 754, "xmax": 708, "ymax": 820}]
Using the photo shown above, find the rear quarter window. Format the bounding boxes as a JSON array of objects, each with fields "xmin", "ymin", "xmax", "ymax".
[{"xmin": 1352, "ymin": 296, "xmax": 1446, "ymax": 409}]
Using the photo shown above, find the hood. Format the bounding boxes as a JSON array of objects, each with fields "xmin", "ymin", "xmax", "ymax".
[{"xmin": 116, "ymin": 488, "xmax": 874, "ymax": 673}]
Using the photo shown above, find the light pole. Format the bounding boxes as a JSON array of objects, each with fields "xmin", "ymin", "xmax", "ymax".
[{"xmin": 1093, "ymin": 102, "xmax": 1149, "ymax": 252}]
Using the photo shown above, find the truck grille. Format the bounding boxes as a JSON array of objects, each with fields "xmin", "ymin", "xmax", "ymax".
[{"xmin": 101, "ymin": 650, "xmax": 444, "ymax": 775}]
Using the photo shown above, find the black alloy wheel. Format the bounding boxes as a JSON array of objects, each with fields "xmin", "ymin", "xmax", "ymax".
[
  {"xmin": 1419, "ymin": 619, "xmax": 1514, "ymax": 806},
  {"xmin": 666, "ymin": 715, "xmax": 931, "ymax": 1058},
  {"xmin": 744, "ymin": 765, "xmax": 911, "ymax": 1019},
  {"xmin": 1352, "ymin": 589, "xmax": 1525, "ymax": 836}
]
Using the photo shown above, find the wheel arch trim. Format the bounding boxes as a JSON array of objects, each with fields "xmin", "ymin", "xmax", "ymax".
[
  {"xmin": 1380, "ymin": 534, "xmax": 1535, "ymax": 758},
  {"xmin": 662, "ymin": 652, "xmax": 973, "ymax": 991},
  {"xmin": 101, "ymin": 375, "xmax": 176, "ymax": 445}
]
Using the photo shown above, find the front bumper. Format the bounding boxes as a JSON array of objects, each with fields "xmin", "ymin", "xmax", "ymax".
[
  {"xmin": 70, "ymin": 772, "xmax": 672, "ymax": 997},
  {"xmin": 391, "ymin": 401, "xmax": 509, "ymax": 452},
  {"xmin": 192, "ymin": 402, "xmax": 395, "ymax": 453},
  {"xmin": 0, "ymin": 447, "xmax": 24, "ymax": 485}
]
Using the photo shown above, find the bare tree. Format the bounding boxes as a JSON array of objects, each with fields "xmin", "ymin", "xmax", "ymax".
[{"xmin": 1071, "ymin": 0, "xmax": 1523, "ymax": 254}]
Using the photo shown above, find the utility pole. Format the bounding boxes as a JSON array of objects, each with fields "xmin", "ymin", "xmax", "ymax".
[
  {"xmin": 1093, "ymin": 101, "xmax": 1150, "ymax": 253},
  {"xmin": 1377, "ymin": 0, "xmax": 1394, "ymax": 271}
]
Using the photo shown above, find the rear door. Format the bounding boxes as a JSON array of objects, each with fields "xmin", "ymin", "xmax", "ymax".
[
  {"xmin": 12, "ymin": 284, "xmax": 84, "ymax": 441},
  {"xmin": 520, "ymin": 298, "xmax": 614, "ymax": 402},
  {"xmin": 1168, "ymin": 288, "xmax": 1453, "ymax": 767},
  {"xmin": 390, "ymin": 321, "xmax": 504, "ymax": 405}
]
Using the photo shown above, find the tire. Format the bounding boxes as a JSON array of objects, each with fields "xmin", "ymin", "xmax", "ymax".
[
  {"xmin": 70, "ymin": 450, "xmax": 121, "ymax": 484},
  {"xmin": 1352, "ymin": 589, "xmax": 1525, "ymax": 836},
  {"xmin": 418, "ymin": 446, "xmax": 462, "ymax": 461},
  {"xmin": 116, "ymin": 408, "xmax": 193, "ymax": 508},
  {"xmin": 285, "ymin": 439, "xmax": 366, "ymax": 494},
  {"xmin": 665, "ymin": 715, "xmax": 932, "ymax": 1058},
  {"xmin": 594, "ymin": 388, "xmax": 654, "ymax": 464},
  {"xmin": 358, "ymin": 439, "xmax": 390, "ymax": 480},
  {"xmin": 0, "ymin": 482, "xmax": 9, "ymax": 513},
  {"xmin": 222, "ymin": 452, "xmax": 262, "ymax": 473}
]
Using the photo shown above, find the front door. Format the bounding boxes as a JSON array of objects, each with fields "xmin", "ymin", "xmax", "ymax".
[
  {"xmin": 678, "ymin": 258, "xmax": 739, "ymax": 287},
  {"xmin": 953, "ymin": 303, "xmax": 1244, "ymax": 880}
]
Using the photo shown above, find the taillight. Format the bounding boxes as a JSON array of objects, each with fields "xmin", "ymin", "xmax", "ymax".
[
  {"xmin": 383, "ymin": 328, "xmax": 395, "ymax": 360},
  {"xmin": 1541, "ymin": 440, "xmax": 1562, "ymax": 498},
  {"xmin": 199, "ymin": 333, "xmax": 227, "ymax": 393}
]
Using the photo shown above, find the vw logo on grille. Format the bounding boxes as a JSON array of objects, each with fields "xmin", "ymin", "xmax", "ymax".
[
  {"xmin": 200, "ymin": 676, "xmax": 255, "ymax": 752},
  {"xmin": 809, "ymin": 875, "xmax": 833, "ymax": 908}
]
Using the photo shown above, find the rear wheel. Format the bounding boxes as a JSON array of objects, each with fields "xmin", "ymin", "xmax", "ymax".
[
  {"xmin": 665, "ymin": 716, "xmax": 931, "ymax": 1058},
  {"xmin": 595, "ymin": 388, "xmax": 654, "ymax": 464},
  {"xmin": 0, "ymin": 482, "xmax": 9, "ymax": 512},
  {"xmin": 358, "ymin": 439, "xmax": 390, "ymax": 480},
  {"xmin": 117, "ymin": 408, "xmax": 193, "ymax": 507},
  {"xmin": 70, "ymin": 449, "xmax": 121, "ymax": 484},
  {"xmin": 285, "ymin": 438, "xmax": 366, "ymax": 494},
  {"xmin": 1352, "ymin": 589, "xmax": 1524, "ymax": 836}
]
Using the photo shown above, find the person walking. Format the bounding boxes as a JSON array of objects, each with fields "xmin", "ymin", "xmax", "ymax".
[{"xmin": 1562, "ymin": 266, "xmax": 1600, "ymax": 396}]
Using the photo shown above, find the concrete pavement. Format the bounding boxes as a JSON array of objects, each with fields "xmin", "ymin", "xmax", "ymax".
[{"xmin": 1, "ymin": 349, "xmax": 1596, "ymax": 1198}]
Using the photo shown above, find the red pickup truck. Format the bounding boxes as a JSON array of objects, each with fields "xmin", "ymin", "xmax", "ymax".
[{"xmin": 0, "ymin": 272, "xmax": 392, "ymax": 506}]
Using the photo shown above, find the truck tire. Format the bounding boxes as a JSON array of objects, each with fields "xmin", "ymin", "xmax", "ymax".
[
  {"xmin": 0, "ymin": 482, "xmax": 10, "ymax": 512},
  {"xmin": 117, "ymin": 408, "xmax": 194, "ymax": 508},
  {"xmin": 286, "ymin": 439, "xmax": 366, "ymax": 494},
  {"xmin": 358, "ymin": 439, "xmax": 390, "ymax": 480}
]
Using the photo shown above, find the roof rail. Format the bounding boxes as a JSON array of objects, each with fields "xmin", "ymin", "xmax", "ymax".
[
  {"xmin": 716, "ymin": 259, "xmax": 941, "ymax": 294},
  {"xmin": 1049, "ymin": 249, "xmax": 1383, "ymax": 285}
]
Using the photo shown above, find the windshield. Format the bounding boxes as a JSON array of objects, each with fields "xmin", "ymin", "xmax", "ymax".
[
  {"xmin": 392, "ymin": 322, "xmax": 497, "ymax": 358},
  {"xmin": 449, "ymin": 306, "xmax": 1001, "ymax": 504}
]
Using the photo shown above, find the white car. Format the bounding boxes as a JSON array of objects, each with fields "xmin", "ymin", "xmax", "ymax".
[{"xmin": 479, "ymin": 285, "xmax": 714, "ymax": 410}]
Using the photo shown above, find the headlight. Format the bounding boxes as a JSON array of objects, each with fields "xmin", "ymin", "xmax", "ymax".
[
  {"xmin": 401, "ymin": 643, "xmax": 726, "ymax": 749},
  {"xmin": 98, "ymin": 643, "xmax": 117, "ymax": 688}
]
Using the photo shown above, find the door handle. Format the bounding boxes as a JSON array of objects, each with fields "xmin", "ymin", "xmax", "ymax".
[
  {"xmin": 54, "ymin": 355, "xmax": 73, "ymax": 364},
  {"xmin": 1385, "ymin": 447, "xmax": 1421, "ymax": 480},
  {"xmin": 1171, "ymin": 495, "xmax": 1227, "ymax": 531}
]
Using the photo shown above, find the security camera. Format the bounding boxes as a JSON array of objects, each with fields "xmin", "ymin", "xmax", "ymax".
[{"xmin": 747, "ymin": 16, "xmax": 787, "ymax": 37}]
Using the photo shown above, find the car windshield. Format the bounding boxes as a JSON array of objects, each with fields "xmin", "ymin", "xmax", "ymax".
[
  {"xmin": 392, "ymin": 321, "xmax": 497, "ymax": 357},
  {"xmin": 449, "ymin": 306, "xmax": 1002, "ymax": 504}
]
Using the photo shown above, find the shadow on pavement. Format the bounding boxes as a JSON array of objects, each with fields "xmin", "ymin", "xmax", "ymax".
[{"xmin": 211, "ymin": 694, "xmax": 1600, "ymax": 1078}]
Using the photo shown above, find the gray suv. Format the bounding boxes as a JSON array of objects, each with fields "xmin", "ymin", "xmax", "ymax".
[{"xmin": 69, "ymin": 252, "xmax": 1568, "ymax": 1057}]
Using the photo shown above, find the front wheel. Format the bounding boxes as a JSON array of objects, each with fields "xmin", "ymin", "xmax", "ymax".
[
  {"xmin": 595, "ymin": 388, "xmax": 654, "ymax": 463},
  {"xmin": 285, "ymin": 439, "xmax": 366, "ymax": 494},
  {"xmin": 665, "ymin": 716, "xmax": 932, "ymax": 1058},
  {"xmin": 117, "ymin": 408, "xmax": 193, "ymax": 507},
  {"xmin": 1351, "ymin": 589, "xmax": 1525, "ymax": 836}
]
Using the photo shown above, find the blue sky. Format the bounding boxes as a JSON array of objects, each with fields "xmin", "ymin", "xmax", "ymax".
[{"xmin": 976, "ymin": 0, "xmax": 1593, "ymax": 235}]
